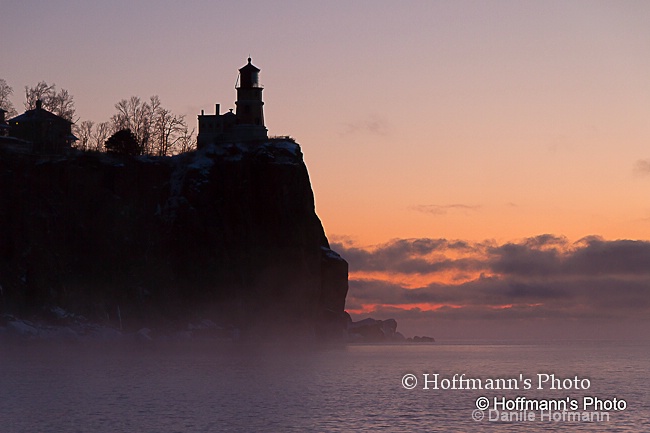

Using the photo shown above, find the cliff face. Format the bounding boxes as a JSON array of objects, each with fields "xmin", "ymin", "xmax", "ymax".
[{"xmin": 0, "ymin": 141, "xmax": 348, "ymax": 337}]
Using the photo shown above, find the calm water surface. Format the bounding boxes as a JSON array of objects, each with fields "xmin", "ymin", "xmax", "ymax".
[{"xmin": 1, "ymin": 341, "xmax": 648, "ymax": 432}]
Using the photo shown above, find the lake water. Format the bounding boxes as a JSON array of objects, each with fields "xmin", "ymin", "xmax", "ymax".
[{"xmin": 1, "ymin": 340, "xmax": 648, "ymax": 432}]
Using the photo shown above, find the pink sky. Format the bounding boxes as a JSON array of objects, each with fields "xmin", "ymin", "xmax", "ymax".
[{"xmin": 3, "ymin": 1, "xmax": 650, "ymax": 339}]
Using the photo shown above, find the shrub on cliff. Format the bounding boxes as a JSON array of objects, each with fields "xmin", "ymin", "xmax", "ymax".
[{"xmin": 105, "ymin": 129, "xmax": 142, "ymax": 156}]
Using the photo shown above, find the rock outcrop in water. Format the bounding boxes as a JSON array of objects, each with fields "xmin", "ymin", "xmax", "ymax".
[
  {"xmin": 346, "ymin": 316, "xmax": 404, "ymax": 342},
  {"xmin": 0, "ymin": 140, "xmax": 348, "ymax": 339}
]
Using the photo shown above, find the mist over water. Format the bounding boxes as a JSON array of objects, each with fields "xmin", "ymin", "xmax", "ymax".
[{"xmin": 1, "ymin": 341, "xmax": 648, "ymax": 432}]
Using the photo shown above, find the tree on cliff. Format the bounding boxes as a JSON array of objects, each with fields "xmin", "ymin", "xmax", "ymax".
[
  {"xmin": 111, "ymin": 96, "xmax": 152, "ymax": 152},
  {"xmin": 24, "ymin": 81, "xmax": 76, "ymax": 122},
  {"xmin": 105, "ymin": 129, "xmax": 142, "ymax": 156},
  {"xmin": 74, "ymin": 120, "xmax": 112, "ymax": 152},
  {"xmin": 110, "ymin": 95, "xmax": 195, "ymax": 156},
  {"xmin": 92, "ymin": 122, "xmax": 111, "ymax": 152},
  {"xmin": 150, "ymin": 104, "xmax": 188, "ymax": 156},
  {"xmin": 0, "ymin": 79, "xmax": 17, "ymax": 118},
  {"xmin": 75, "ymin": 120, "xmax": 94, "ymax": 151}
]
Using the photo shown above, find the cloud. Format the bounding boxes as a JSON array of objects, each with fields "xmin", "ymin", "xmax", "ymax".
[
  {"xmin": 634, "ymin": 159, "xmax": 650, "ymax": 176},
  {"xmin": 489, "ymin": 235, "xmax": 650, "ymax": 277},
  {"xmin": 330, "ymin": 238, "xmax": 485, "ymax": 275},
  {"xmin": 336, "ymin": 235, "xmax": 650, "ymax": 323},
  {"xmin": 339, "ymin": 114, "xmax": 389, "ymax": 137},
  {"xmin": 346, "ymin": 275, "xmax": 650, "ymax": 321},
  {"xmin": 410, "ymin": 204, "xmax": 481, "ymax": 216},
  {"xmin": 333, "ymin": 235, "xmax": 650, "ymax": 278}
]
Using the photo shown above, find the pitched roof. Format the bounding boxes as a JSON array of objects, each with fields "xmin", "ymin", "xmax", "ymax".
[
  {"xmin": 8, "ymin": 105, "xmax": 72, "ymax": 125},
  {"xmin": 239, "ymin": 57, "xmax": 260, "ymax": 72}
]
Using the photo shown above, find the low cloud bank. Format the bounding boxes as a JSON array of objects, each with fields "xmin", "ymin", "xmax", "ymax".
[{"xmin": 332, "ymin": 235, "xmax": 650, "ymax": 335}]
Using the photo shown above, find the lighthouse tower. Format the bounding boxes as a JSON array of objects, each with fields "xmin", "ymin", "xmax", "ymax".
[
  {"xmin": 234, "ymin": 57, "xmax": 268, "ymax": 141},
  {"xmin": 197, "ymin": 57, "xmax": 268, "ymax": 148}
]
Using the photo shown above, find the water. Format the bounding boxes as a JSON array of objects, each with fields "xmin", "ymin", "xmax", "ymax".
[{"xmin": 1, "ymin": 341, "xmax": 648, "ymax": 432}]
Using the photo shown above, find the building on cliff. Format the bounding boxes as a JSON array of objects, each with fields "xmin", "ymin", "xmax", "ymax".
[
  {"xmin": 197, "ymin": 58, "xmax": 268, "ymax": 148},
  {"xmin": 4, "ymin": 100, "xmax": 77, "ymax": 154}
]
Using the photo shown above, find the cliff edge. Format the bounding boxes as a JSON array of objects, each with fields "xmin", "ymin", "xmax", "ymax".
[{"xmin": 0, "ymin": 140, "xmax": 348, "ymax": 339}]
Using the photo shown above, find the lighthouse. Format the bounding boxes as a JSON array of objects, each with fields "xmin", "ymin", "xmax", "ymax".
[
  {"xmin": 197, "ymin": 57, "xmax": 268, "ymax": 148},
  {"xmin": 236, "ymin": 58, "xmax": 265, "ymax": 126},
  {"xmin": 233, "ymin": 57, "xmax": 268, "ymax": 141}
]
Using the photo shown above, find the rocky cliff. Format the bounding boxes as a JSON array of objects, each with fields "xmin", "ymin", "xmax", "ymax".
[{"xmin": 0, "ymin": 140, "xmax": 348, "ymax": 339}]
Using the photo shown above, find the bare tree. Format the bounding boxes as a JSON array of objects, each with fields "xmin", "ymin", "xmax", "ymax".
[
  {"xmin": 151, "ymin": 106, "xmax": 187, "ymax": 156},
  {"xmin": 111, "ymin": 96, "xmax": 153, "ymax": 152},
  {"xmin": 50, "ymin": 88, "xmax": 76, "ymax": 122},
  {"xmin": 24, "ymin": 81, "xmax": 54, "ymax": 110},
  {"xmin": 24, "ymin": 81, "xmax": 76, "ymax": 122},
  {"xmin": 72, "ymin": 120, "xmax": 113, "ymax": 152},
  {"xmin": 110, "ymin": 94, "xmax": 195, "ymax": 156},
  {"xmin": 174, "ymin": 125, "xmax": 197, "ymax": 154},
  {"xmin": 0, "ymin": 79, "xmax": 17, "ymax": 118},
  {"xmin": 91, "ymin": 122, "xmax": 111, "ymax": 152},
  {"xmin": 74, "ymin": 120, "xmax": 95, "ymax": 151}
]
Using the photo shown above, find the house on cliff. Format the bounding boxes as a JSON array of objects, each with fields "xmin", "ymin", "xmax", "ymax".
[
  {"xmin": 4, "ymin": 100, "xmax": 77, "ymax": 154},
  {"xmin": 197, "ymin": 58, "xmax": 268, "ymax": 148},
  {"xmin": 0, "ymin": 107, "xmax": 33, "ymax": 151}
]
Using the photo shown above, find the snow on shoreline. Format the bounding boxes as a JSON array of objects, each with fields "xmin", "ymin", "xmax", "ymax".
[{"xmin": 0, "ymin": 313, "xmax": 241, "ymax": 344}]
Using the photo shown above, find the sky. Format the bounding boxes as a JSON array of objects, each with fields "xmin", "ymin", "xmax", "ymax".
[{"xmin": 2, "ymin": 0, "xmax": 650, "ymax": 340}]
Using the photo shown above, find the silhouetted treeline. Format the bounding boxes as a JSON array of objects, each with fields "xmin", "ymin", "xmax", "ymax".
[{"xmin": 0, "ymin": 78, "xmax": 196, "ymax": 156}]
